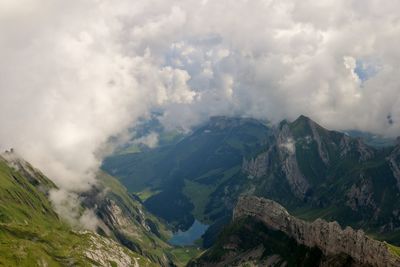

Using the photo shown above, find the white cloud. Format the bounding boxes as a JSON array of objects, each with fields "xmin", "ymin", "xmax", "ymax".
[
  {"xmin": 133, "ymin": 132, "xmax": 159, "ymax": 148},
  {"xmin": 280, "ymin": 138, "xmax": 295, "ymax": 155},
  {"xmin": 1, "ymin": 0, "xmax": 400, "ymax": 199}
]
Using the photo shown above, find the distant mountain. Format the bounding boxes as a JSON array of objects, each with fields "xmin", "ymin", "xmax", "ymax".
[
  {"xmin": 189, "ymin": 196, "xmax": 400, "ymax": 267},
  {"xmin": 345, "ymin": 130, "xmax": 396, "ymax": 148},
  {"xmin": 239, "ymin": 116, "xmax": 400, "ymax": 242},
  {"xmin": 103, "ymin": 115, "xmax": 400, "ymax": 247},
  {"xmin": 111, "ymin": 115, "xmax": 185, "ymax": 155},
  {"xmin": 103, "ymin": 116, "xmax": 270, "ymax": 230}
]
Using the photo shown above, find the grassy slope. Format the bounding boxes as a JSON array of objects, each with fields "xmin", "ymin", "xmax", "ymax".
[
  {"xmin": 0, "ymin": 157, "xmax": 157, "ymax": 266},
  {"xmin": 182, "ymin": 180, "xmax": 214, "ymax": 222},
  {"xmin": 167, "ymin": 247, "xmax": 203, "ymax": 267}
]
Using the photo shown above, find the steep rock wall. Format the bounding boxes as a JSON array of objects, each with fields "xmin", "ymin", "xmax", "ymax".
[{"xmin": 234, "ymin": 196, "xmax": 400, "ymax": 267}]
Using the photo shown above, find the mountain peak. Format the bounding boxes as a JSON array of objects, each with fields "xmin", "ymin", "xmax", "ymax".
[
  {"xmin": 292, "ymin": 114, "xmax": 320, "ymax": 127},
  {"xmin": 286, "ymin": 114, "xmax": 326, "ymax": 140},
  {"xmin": 295, "ymin": 114, "xmax": 311, "ymax": 121}
]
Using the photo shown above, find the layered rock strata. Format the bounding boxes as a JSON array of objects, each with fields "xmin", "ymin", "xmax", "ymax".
[{"xmin": 234, "ymin": 196, "xmax": 400, "ymax": 267}]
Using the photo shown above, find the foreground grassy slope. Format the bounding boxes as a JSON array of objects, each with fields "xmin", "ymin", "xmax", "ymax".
[
  {"xmin": 0, "ymin": 155, "xmax": 157, "ymax": 266},
  {"xmin": 0, "ymin": 223, "xmax": 156, "ymax": 267}
]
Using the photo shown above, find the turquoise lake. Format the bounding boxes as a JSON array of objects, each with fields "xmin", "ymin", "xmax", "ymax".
[{"xmin": 169, "ymin": 220, "xmax": 208, "ymax": 246}]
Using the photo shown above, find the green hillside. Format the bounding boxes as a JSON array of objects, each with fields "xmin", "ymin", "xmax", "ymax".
[{"xmin": 0, "ymin": 154, "xmax": 158, "ymax": 266}]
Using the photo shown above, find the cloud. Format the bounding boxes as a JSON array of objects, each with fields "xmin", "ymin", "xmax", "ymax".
[
  {"xmin": 132, "ymin": 132, "xmax": 159, "ymax": 148},
  {"xmin": 280, "ymin": 138, "xmax": 296, "ymax": 155},
  {"xmin": 1, "ymin": 0, "xmax": 400, "ymax": 199},
  {"xmin": 49, "ymin": 189, "xmax": 101, "ymax": 231},
  {"xmin": 0, "ymin": 0, "xmax": 197, "ymax": 192}
]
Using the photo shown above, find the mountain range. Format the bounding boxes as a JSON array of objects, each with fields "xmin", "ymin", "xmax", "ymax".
[
  {"xmin": 103, "ymin": 115, "xmax": 400, "ymax": 246},
  {"xmin": 2, "ymin": 114, "xmax": 400, "ymax": 266}
]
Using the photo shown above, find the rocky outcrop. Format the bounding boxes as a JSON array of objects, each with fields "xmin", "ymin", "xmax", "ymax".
[
  {"xmin": 388, "ymin": 144, "xmax": 400, "ymax": 191},
  {"xmin": 234, "ymin": 196, "xmax": 400, "ymax": 267},
  {"xmin": 241, "ymin": 121, "xmax": 311, "ymax": 199},
  {"xmin": 340, "ymin": 135, "xmax": 375, "ymax": 162},
  {"xmin": 83, "ymin": 232, "xmax": 135, "ymax": 267},
  {"xmin": 346, "ymin": 176, "xmax": 377, "ymax": 212},
  {"xmin": 277, "ymin": 124, "xmax": 310, "ymax": 198},
  {"xmin": 242, "ymin": 152, "xmax": 269, "ymax": 178},
  {"xmin": 356, "ymin": 138, "xmax": 375, "ymax": 161},
  {"xmin": 308, "ymin": 118, "xmax": 330, "ymax": 165}
]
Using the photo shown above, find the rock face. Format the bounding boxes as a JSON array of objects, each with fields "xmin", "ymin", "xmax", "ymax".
[
  {"xmin": 234, "ymin": 196, "xmax": 400, "ymax": 267},
  {"xmin": 307, "ymin": 117, "xmax": 330, "ymax": 165},
  {"xmin": 346, "ymin": 177, "xmax": 376, "ymax": 211},
  {"xmin": 79, "ymin": 173, "xmax": 172, "ymax": 266},
  {"xmin": 388, "ymin": 143, "xmax": 400, "ymax": 191},
  {"xmin": 242, "ymin": 150, "xmax": 270, "ymax": 178},
  {"xmin": 83, "ymin": 232, "xmax": 134, "ymax": 267},
  {"xmin": 277, "ymin": 123, "xmax": 310, "ymax": 198}
]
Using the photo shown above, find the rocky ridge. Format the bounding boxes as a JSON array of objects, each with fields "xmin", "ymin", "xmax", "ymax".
[{"xmin": 234, "ymin": 196, "xmax": 400, "ymax": 267}]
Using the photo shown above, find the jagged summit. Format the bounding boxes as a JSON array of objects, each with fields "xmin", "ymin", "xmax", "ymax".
[
  {"xmin": 293, "ymin": 114, "xmax": 312, "ymax": 123},
  {"xmin": 288, "ymin": 114, "xmax": 330, "ymax": 137},
  {"xmin": 278, "ymin": 114, "xmax": 313, "ymax": 127},
  {"xmin": 290, "ymin": 114, "xmax": 320, "ymax": 127}
]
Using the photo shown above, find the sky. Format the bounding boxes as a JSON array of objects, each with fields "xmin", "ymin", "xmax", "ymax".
[{"xmin": 1, "ymin": 0, "xmax": 400, "ymax": 197}]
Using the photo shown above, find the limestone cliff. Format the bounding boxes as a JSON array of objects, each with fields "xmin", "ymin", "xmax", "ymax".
[{"xmin": 234, "ymin": 196, "xmax": 400, "ymax": 267}]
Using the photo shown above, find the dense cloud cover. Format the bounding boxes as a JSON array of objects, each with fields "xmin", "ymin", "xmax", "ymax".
[{"xmin": 1, "ymin": 0, "xmax": 400, "ymax": 194}]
